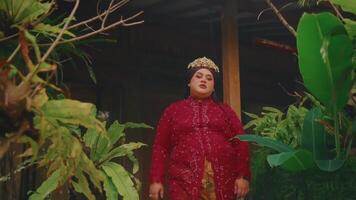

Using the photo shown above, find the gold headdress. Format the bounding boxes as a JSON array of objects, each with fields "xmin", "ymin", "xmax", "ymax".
[{"xmin": 187, "ymin": 57, "xmax": 219, "ymax": 72}]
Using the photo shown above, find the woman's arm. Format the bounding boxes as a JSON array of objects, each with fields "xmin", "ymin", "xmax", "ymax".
[
  {"xmin": 222, "ymin": 104, "xmax": 251, "ymax": 180},
  {"xmin": 149, "ymin": 105, "xmax": 173, "ymax": 184}
]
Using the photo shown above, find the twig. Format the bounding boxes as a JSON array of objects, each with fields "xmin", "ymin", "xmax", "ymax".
[
  {"xmin": 0, "ymin": 33, "xmax": 18, "ymax": 43},
  {"xmin": 328, "ymin": 1, "xmax": 344, "ymax": 20},
  {"xmin": 39, "ymin": 0, "xmax": 80, "ymax": 64},
  {"xmin": 6, "ymin": 45, "xmax": 21, "ymax": 63},
  {"xmin": 265, "ymin": 0, "xmax": 297, "ymax": 37},
  {"xmin": 257, "ymin": 8, "xmax": 272, "ymax": 21},
  {"xmin": 68, "ymin": 0, "xmax": 129, "ymax": 30},
  {"xmin": 27, "ymin": 0, "xmax": 80, "ymax": 82},
  {"xmin": 102, "ymin": 0, "xmax": 115, "ymax": 28},
  {"xmin": 40, "ymin": 11, "xmax": 144, "ymax": 46}
]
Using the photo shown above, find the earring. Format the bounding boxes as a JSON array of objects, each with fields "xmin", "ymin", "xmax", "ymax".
[{"xmin": 188, "ymin": 84, "xmax": 190, "ymax": 87}]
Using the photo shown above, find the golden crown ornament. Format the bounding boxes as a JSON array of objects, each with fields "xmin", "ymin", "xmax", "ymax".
[{"xmin": 187, "ymin": 57, "xmax": 220, "ymax": 72}]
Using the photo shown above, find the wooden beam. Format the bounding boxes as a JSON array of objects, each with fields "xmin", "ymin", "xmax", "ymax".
[{"xmin": 221, "ymin": 0, "xmax": 242, "ymax": 117}]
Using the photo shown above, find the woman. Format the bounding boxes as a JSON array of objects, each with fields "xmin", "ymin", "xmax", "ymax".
[{"xmin": 149, "ymin": 57, "xmax": 250, "ymax": 200}]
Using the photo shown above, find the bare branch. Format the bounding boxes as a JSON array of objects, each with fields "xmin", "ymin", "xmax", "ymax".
[
  {"xmin": 328, "ymin": 1, "xmax": 344, "ymax": 20},
  {"xmin": 6, "ymin": 45, "xmax": 21, "ymax": 63},
  {"xmin": 257, "ymin": 8, "xmax": 272, "ymax": 21},
  {"xmin": 0, "ymin": 33, "xmax": 18, "ymax": 43},
  {"xmin": 40, "ymin": 0, "xmax": 80, "ymax": 63},
  {"xmin": 102, "ymin": 0, "xmax": 115, "ymax": 28},
  {"xmin": 26, "ymin": 0, "xmax": 80, "ymax": 82},
  {"xmin": 265, "ymin": 0, "xmax": 297, "ymax": 37},
  {"xmin": 68, "ymin": 0, "xmax": 129, "ymax": 30},
  {"xmin": 40, "ymin": 11, "xmax": 144, "ymax": 46}
]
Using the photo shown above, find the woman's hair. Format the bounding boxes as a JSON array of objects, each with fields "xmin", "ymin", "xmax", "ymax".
[{"xmin": 184, "ymin": 66, "xmax": 219, "ymax": 100}]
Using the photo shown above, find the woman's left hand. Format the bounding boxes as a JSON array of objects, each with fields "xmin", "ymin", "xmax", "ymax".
[{"xmin": 234, "ymin": 177, "xmax": 249, "ymax": 198}]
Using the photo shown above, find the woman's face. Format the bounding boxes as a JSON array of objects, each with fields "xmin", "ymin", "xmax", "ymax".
[{"xmin": 189, "ymin": 68, "xmax": 215, "ymax": 99}]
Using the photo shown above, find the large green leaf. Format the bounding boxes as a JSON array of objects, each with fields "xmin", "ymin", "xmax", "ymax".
[
  {"xmin": 235, "ymin": 135, "xmax": 293, "ymax": 152},
  {"xmin": 0, "ymin": 0, "xmax": 53, "ymax": 25},
  {"xmin": 107, "ymin": 120, "xmax": 125, "ymax": 145},
  {"xmin": 78, "ymin": 152, "xmax": 105, "ymax": 191},
  {"xmin": 40, "ymin": 99, "xmax": 104, "ymax": 131},
  {"xmin": 29, "ymin": 168, "xmax": 63, "ymax": 200},
  {"xmin": 102, "ymin": 162, "xmax": 139, "ymax": 200},
  {"xmin": 103, "ymin": 173, "xmax": 119, "ymax": 200},
  {"xmin": 100, "ymin": 142, "xmax": 146, "ymax": 165},
  {"xmin": 315, "ymin": 159, "xmax": 345, "ymax": 171},
  {"xmin": 267, "ymin": 150, "xmax": 315, "ymax": 172},
  {"xmin": 297, "ymin": 12, "xmax": 354, "ymax": 111},
  {"xmin": 330, "ymin": 0, "xmax": 356, "ymax": 14},
  {"xmin": 301, "ymin": 107, "xmax": 328, "ymax": 159},
  {"xmin": 83, "ymin": 128, "xmax": 110, "ymax": 161}
]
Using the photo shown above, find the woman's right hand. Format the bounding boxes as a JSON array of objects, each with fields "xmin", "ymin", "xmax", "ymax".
[{"xmin": 149, "ymin": 182, "xmax": 164, "ymax": 200}]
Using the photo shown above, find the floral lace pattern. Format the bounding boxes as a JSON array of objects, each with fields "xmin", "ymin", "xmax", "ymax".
[{"xmin": 149, "ymin": 96, "xmax": 250, "ymax": 200}]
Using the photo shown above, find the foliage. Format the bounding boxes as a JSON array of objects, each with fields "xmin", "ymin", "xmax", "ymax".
[
  {"xmin": 240, "ymin": 0, "xmax": 355, "ymax": 173},
  {"xmin": 0, "ymin": 0, "xmax": 146, "ymax": 199},
  {"xmin": 244, "ymin": 103, "xmax": 309, "ymax": 148}
]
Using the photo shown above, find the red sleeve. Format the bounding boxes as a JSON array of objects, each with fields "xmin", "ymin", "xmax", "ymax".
[
  {"xmin": 149, "ymin": 105, "xmax": 173, "ymax": 183},
  {"xmin": 222, "ymin": 104, "xmax": 251, "ymax": 180}
]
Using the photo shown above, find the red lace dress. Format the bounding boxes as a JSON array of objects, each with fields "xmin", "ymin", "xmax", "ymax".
[{"xmin": 149, "ymin": 96, "xmax": 250, "ymax": 200}]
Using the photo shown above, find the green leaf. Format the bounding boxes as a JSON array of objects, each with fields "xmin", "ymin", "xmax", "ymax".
[
  {"xmin": 124, "ymin": 122, "xmax": 153, "ymax": 130},
  {"xmin": 315, "ymin": 159, "xmax": 345, "ymax": 171},
  {"xmin": 72, "ymin": 170, "xmax": 95, "ymax": 200},
  {"xmin": 34, "ymin": 23, "xmax": 75, "ymax": 37},
  {"xmin": 243, "ymin": 111, "xmax": 259, "ymax": 119},
  {"xmin": 343, "ymin": 18, "xmax": 356, "ymax": 38},
  {"xmin": 235, "ymin": 135, "xmax": 293, "ymax": 152},
  {"xmin": 262, "ymin": 106, "xmax": 283, "ymax": 113},
  {"xmin": 301, "ymin": 107, "xmax": 328, "ymax": 159},
  {"xmin": 330, "ymin": 0, "xmax": 356, "ymax": 14},
  {"xmin": 78, "ymin": 152, "xmax": 105, "ymax": 191},
  {"xmin": 103, "ymin": 173, "xmax": 119, "ymax": 200},
  {"xmin": 0, "ymin": 0, "xmax": 53, "ymax": 25},
  {"xmin": 100, "ymin": 142, "xmax": 146, "ymax": 165},
  {"xmin": 127, "ymin": 153, "xmax": 139, "ymax": 174},
  {"xmin": 297, "ymin": 12, "xmax": 354, "ymax": 111},
  {"xmin": 29, "ymin": 168, "xmax": 63, "ymax": 200},
  {"xmin": 102, "ymin": 162, "xmax": 139, "ymax": 200},
  {"xmin": 83, "ymin": 128, "xmax": 111, "ymax": 161},
  {"xmin": 40, "ymin": 99, "xmax": 104, "ymax": 131},
  {"xmin": 267, "ymin": 149, "xmax": 315, "ymax": 172},
  {"xmin": 107, "ymin": 120, "xmax": 125, "ymax": 145}
]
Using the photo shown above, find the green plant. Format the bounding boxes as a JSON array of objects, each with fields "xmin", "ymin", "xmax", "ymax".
[
  {"xmin": 0, "ymin": 0, "xmax": 146, "ymax": 199},
  {"xmin": 26, "ymin": 97, "xmax": 151, "ymax": 200},
  {"xmin": 244, "ymin": 102, "xmax": 309, "ymax": 148},
  {"xmin": 238, "ymin": 0, "xmax": 355, "ymax": 173}
]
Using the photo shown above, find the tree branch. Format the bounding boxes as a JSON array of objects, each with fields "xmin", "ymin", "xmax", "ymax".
[
  {"xmin": 265, "ymin": 0, "xmax": 297, "ymax": 37},
  {"xmin": 40, "ymin": 11, "xmax": 144, "ymax": 46},
  {"xmin": 102, "ymin": 0, "xmax": 115, "ymax": 28},
  {"xmin": 28, "ymin": 0, "xmax": 80, "ymax": 81},
  {"xmin": 328, "ymin": 1, "xmax": 344, "ymax": 20},
  {"xmin": 0, "ymin": 33, "xmax": 19, "ymax": 43},
  {"xmin": 68, "ymin": 0, "xmax": 129, "ymax": 30},
  {"xmin": 6, "ymin": 45, "xmax": 21, "ymax": 63}
]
